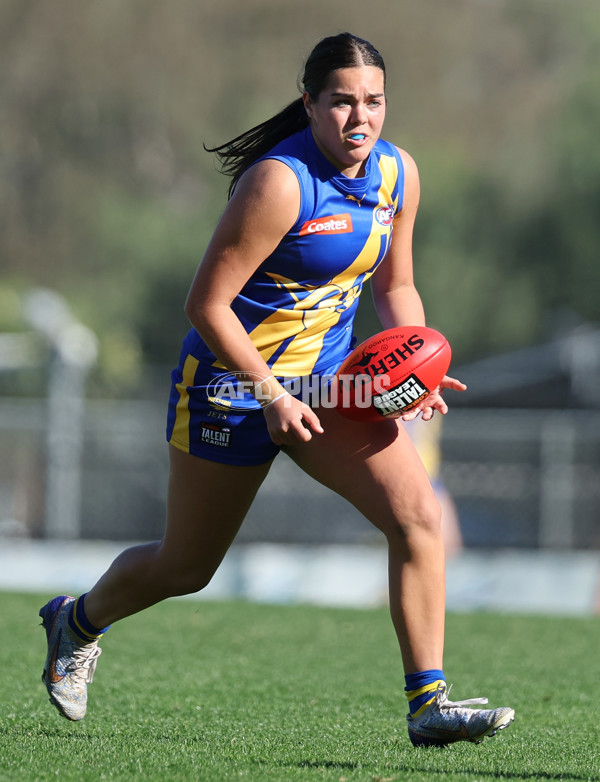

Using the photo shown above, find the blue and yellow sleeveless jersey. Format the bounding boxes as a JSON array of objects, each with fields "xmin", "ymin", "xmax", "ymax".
[{"xmin": 181, "ymin": 126, "xmax": 404, "ymax": 377}]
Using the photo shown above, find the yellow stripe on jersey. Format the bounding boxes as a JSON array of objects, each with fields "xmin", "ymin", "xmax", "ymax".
[
  {"xmin": 168, "ymin": 354, "xmax": 200, "ymax": 453},
  {"xmin": 250, "ymin": 153, "xmax": 400, "ymax": 376}
]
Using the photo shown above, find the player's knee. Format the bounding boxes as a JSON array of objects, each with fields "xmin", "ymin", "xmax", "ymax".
[
  {"xmin": 153, "ymin": 554, "xmax": 216, "ymax": 597},
  {"xmin": 386, "ymin": 492, "xmax": 442, "ymax": 543},
  {"xmin": 165, "ymin": 568, "xmax": 215, "ymax": 597}
]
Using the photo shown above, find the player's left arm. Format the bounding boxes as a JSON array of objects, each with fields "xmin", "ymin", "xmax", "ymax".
[
  {"xmin": 371, "ymin": 147, "xmax": 424, "ymax": 329},
  {"xmin": 371, "ymin": 147, "xmax": 466, "ymax": 420}
]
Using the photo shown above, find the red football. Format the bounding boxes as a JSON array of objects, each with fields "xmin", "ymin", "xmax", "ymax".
[{"xmin": 334, "ymin": 326, "xmax": 451, "ymax": 422}]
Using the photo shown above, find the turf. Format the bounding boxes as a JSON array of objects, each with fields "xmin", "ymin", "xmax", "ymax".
[{"xmin": 1, "ymin": 592, "xmax": 599, "ymax": 781}]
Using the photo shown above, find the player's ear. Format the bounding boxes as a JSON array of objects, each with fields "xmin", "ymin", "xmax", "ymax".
[{"xmin": 302, "ymin": 92, "xmax": 313, "ymax": 120}]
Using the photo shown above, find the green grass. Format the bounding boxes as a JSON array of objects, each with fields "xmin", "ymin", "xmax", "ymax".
[{"xmin": 1, "ymin": 592, "xmax": 599, "ymax": 781}]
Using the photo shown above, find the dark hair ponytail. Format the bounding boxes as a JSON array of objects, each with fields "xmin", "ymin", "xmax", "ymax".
[
  {"xmin": 206, "ymin": 32, "xmax": 386, "ymax": 197},
  {"xmin": 204, "ymin": 100, "xmax": 308, "ymax": 197}
]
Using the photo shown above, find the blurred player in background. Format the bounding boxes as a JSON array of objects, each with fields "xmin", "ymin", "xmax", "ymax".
[
  {"xmin": 38, "ymin": 32, "xmax": 512, "ymax": 747},
  {"xmin": 404, "ymin": 416, "xmax": 463, "ymax": 558}
]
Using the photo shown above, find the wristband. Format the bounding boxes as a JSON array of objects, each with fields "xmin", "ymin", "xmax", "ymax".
[
  {"xmin": 260, "ymin": 391, "xmax": 289, "ymax": 410},
  {"xmin": 252, "ymin": 374, "xmax": 287, "ymax": 409}
]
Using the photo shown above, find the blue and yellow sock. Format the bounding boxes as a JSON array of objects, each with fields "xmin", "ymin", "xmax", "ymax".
[
  {"xmin": 67, "ymin": 594, "xmax": 110, "ymax": 644},
  {"xmin": 405, "ymin": 669, "xmax": 445, "ymax": 716}
]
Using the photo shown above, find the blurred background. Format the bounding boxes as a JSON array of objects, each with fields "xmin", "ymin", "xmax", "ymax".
[{"xmin": 1, "ymin": 0, "xmax": 599, "ymax": 612}]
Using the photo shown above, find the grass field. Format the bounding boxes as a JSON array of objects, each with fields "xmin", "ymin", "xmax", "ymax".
[{"xmin": 1, "ymin": 592, "xmax": 599, "ymax": 781}]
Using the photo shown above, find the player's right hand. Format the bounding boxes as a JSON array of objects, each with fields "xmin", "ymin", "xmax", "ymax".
[{"xmin": 262, "ymin": 393, "xmax": 324, "ymax": 445}]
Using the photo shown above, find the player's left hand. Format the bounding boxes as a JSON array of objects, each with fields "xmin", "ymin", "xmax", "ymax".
[{"xmin": 401, "ymin": 374, "xmax": 467, "ymax": 421}]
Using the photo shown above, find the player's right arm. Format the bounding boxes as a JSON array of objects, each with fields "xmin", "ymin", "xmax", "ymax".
[{"xmin": 184, "ymin": 160, "xmax": 323, "ymax": 444}]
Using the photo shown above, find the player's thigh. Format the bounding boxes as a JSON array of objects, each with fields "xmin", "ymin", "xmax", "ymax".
[
  {"xmin": 159, "ymin": 445, "xmax": 273, "ymax": 572},
  {"xmin": 284, "ymin": 407, "xmax": 439, "ymax": 537}
]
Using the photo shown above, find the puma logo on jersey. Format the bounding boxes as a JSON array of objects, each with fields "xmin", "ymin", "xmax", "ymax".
[
  {"xmin": 346, "ymin": 193, "xmax": 366, "ymax": 207},
  {"xmin": 299, "ymin": 213, "xmax": 353, "ymax": 236}
]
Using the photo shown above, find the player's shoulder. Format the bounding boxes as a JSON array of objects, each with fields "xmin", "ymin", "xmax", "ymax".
[
  {"xmin": 238, "ymin": 129, "xmax": 310, "ymax": 195},
  {"xmin": 374, "ymin": 139, "xmax": 417, "ymax": 180},
  {"xmin": 226, "ymin": 157, "xmax": 301, "ymax": 236},
  {"xmin": 376, "ymin": 139, "xmax": 417, "ymax": 172},
  {"xmin": 234, "ymin": 156, "xmax": 300, "ymax": 204},
  {"xmin": 395, "ymin": 146, "xmax": 418, "ymax": 176}
]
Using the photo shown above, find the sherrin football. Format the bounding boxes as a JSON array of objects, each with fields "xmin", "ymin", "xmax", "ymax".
[{"xmin": 334, "ymin": 326, "xmax": 452, "ymax": 422}]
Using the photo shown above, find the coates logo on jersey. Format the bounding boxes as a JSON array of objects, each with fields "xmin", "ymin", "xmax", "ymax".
[
  {"xmin": 299, "ymin": 213, "xmax": 353, "ymax": 236},
  {"xmin": 375, "ymin": 205, "xmax": 395, "ymax": 226}
]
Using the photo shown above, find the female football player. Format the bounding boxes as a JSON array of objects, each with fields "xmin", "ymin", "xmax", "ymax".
[{"xmin": 39, "ymin": 32, "xmax": 513, "ymax": 746}]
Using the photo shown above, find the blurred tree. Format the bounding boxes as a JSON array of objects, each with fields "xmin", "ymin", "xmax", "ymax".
[{"xmin": 1, "ymin": 0, "xmax": 598, "ymax": 392}]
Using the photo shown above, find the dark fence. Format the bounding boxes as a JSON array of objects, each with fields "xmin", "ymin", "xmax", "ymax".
[{"xmin": 1, "ymin": 398, "xmax": 599, "ymax": 550}]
